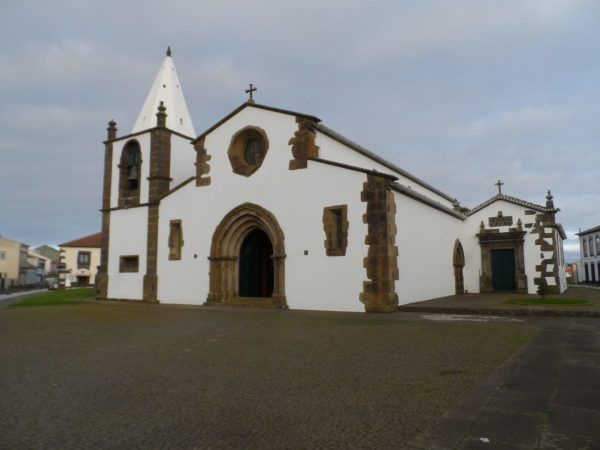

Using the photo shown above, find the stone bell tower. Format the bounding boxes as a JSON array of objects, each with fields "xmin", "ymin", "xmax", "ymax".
[{"xmin": 97, "ymin": 48, "xmax": 196, "ymax": 302}]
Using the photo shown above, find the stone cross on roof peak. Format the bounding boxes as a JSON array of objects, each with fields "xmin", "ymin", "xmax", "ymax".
[
  {"xmin": 495, "ymin": 179, "xmax": 504, "ymax": 195},
  {"xmin": 245, "ymin": 83, "xmax": 257, "ymax": 103}
]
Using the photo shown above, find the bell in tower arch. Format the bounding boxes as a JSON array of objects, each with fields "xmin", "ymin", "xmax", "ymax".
[{"xmin": 127, "ymin": 165, "xmax": 139, "ymax": 190}]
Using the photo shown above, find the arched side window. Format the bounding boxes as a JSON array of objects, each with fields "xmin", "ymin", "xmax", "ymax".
[{"xmin": 118, "ymin": 140, "xmax": 141, "ymax": 207}]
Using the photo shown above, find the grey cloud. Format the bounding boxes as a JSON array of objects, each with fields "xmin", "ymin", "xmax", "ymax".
[{"xmin": 1, "ymin": 0, "xmax": 598, "ymax": 255}]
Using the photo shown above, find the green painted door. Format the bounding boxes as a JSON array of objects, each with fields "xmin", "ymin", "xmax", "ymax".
[
  {"xmin": 239, "ymin": 229, "xmax": 274, "ymax": 297},
  {"xmin": 491, "ymin": 249, "xmax": 516, "ymax": 291}
]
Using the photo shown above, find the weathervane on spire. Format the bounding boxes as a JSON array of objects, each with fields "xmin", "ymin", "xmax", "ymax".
[
  {"xmin": 166, "ymin": 46, "xmax": 172, "ymax": 57},
  {"xmin": 245, "ymin": 83, "xmax": 257, "ymax": 103},
  {"xmin": 495, "ymin": 179, "xmax": 504, "ymax": 195}
]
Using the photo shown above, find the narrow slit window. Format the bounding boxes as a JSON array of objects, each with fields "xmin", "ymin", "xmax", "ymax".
[
  {"xmin": 323, "ymin": 205, "xmax": 348, "ymax": 256},
  {"xmin": 168, "ymin": 220, "xmax": 184, "ymax": 260}
]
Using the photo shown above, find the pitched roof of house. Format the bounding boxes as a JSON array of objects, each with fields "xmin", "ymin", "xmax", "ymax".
[
  {"xmin": 59, "ymin": 232, "xmax": 102, "ymax": 248},
  {"xmin": 467, "ymin": 193, "xmax": 558, "ymax": 217}
]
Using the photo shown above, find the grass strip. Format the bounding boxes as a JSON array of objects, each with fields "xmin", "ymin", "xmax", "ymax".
[{"xmin": 10, "ymin": 288, "xmax": 96, "ymax": 308}]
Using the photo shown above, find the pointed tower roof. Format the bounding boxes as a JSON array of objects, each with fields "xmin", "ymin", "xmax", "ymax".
[{"xmin": 132, "ymin": 48, "xmax": 195, "ymax": 137}]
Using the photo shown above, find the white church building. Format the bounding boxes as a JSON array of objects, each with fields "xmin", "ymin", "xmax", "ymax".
[{"xmin": 96, "ymin": 49, "xmax": 567, "ymax": 312}]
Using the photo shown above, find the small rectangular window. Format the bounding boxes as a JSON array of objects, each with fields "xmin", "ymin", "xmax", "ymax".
[
  {"xmin": 583, "ymin": 239, "xmax": 588, "ymax": 257},
  {"xmin": 323, "ymin": 205, "xmax": 349, "ymax": 256},
  {"xmin": 77, "ymin": 251, "xmax": 91, "ymax": 268},
  {"xmin": 0, "ymin": 251, "xmax": 6, "ymax": 261},
  {"xmin": 119, "ymin": 255, "xmax": 139, "ymax": 273},
  {"xmin": 168, "ymin": 220, "xmax": 184, "ymax": 261}
]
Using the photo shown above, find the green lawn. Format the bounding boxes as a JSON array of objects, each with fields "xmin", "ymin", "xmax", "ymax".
[
  {"xmin": 505, "ymin": 297, "xmax": 591, "ymax": 306},
  {"xmin": 10, "ymin": 288, "xmax": 96, "ymax": 308}
]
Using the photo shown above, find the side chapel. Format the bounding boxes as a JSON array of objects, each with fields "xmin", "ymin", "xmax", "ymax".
[{"xmin": 96, "ymin": 49, "xmax": 567, "ymax": 312}]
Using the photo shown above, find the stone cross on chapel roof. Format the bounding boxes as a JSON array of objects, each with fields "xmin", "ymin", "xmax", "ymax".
[
  {"xmin": 246, "ymin": 83, "xmax": 257, "ymax": 103},
  {"xmin": 495, "ymin": 179, "xmax": 504, "ymax": 195}
]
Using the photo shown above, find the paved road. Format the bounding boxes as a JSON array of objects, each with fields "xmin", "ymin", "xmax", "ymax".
[
  {"xmin": 406, "ymin": 316, "xmax": 600, "ymax": 449},
  {"xmin": 0, "ymin": 289, "xmax": 46, "ymax": 304}
]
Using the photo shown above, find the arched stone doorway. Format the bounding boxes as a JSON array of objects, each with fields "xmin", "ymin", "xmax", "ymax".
[
  {"xmin": 206, "ymin": 203, "xmax": 286, "ymax": 308},
  {"xmin": 453, "ymin": 239, "xmax": 465, "ymax": 294}
]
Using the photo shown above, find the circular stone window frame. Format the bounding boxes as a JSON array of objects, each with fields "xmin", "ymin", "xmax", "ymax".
[{"xmin": 227, "ymin": 126, "xmax": 270, "ymax": 177}]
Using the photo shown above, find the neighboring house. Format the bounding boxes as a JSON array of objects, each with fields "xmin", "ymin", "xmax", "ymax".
[
  {"xmin": 33, "ymin": 245, "xmax": 59, "ymax": 276},
  {"xmin": 27, "ymin": 250, "xmax": 54, "ymax": 285},
  {"xmin": 96, "ymin": 49, "xmax": 567, "ymax": 313},
  {"xmin": 0, "ymin": 235, "xmax": 34, "ymax": 289},
  {"xmin": 59, "ymin": 233, "xmax": 102, "ymax": 287},
  {"xmin": 575, "ymin": 225, "xmax": 600, "ymax": 284}
]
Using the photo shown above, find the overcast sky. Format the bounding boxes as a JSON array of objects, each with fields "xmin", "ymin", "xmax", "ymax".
[{"xmin": 1, "ymin": 0, "xmax": 598, "ymax": 261}]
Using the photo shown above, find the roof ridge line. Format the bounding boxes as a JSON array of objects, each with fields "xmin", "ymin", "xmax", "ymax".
[
  {"xmin": 467, "ymin": 193, "xmax": 555, "ymax": 216},
  {"xmin": 313, "ymin": 123, "xmax": 456, "ymax": 203}
]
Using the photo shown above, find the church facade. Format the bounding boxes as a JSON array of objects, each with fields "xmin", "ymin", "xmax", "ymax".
[{"xmin": 96, "ymin": 51, "xmax": 567, "ymax": 312}]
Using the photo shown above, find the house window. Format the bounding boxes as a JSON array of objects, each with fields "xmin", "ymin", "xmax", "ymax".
[
  {"xmin": 168, "ymin": 220, "xmax": 184, "ymax": 260},
  {"xmin": 583, "ymin": 239, "xmax": 588, "ymax": 257},
  {"xmin": 590, "ymin": 237, "xmax": 596, "ymax": 256},
  {"xmin": 323, "ymin": 205, "xmax": 349, "ymax": 256},
  {"xmin": 119, "ymin": 255, "xmax": 139, "ymax": 273},
  {"xmin": 118, "ymin": 140, "xmax": 142, "ymax": 208},
  {"xmin": 77, "ymin": 251, "xmax": 91, "ymax": 268},
  {"xmin": 596, "ymin": 235, "xmax": 600, "ymax": 256},
  {"xmin": 0, "ymin": 251, "xmax": 6, "ymax": 261}
]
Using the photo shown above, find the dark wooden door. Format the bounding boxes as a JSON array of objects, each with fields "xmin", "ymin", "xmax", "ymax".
[
  {"xmin": 239, "ymin": 229, "xmax": 274, "ymax": 297},
  {"xmin": 491, "ymin": 249, "xmax": 516, "ymax": 291}
]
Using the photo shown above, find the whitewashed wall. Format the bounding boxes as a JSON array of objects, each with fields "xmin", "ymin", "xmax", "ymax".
[
  {"xmin": 107, "ymin": 208, "xmax": 148, "ymax": 300},
  {"xmin": 464, "ymin": 200, "xmax": 551, "ymax": 294},
  {"xmin": 394, "ymin": 192, "xmax": 463, "ymax": 304},
  {"xmin": 156, "ymin": 108, "xmax": 370, "ymax": 311},
  {"xmin": 169, "ymin": 134, "xmax": 195, "ymax": 187},
  {"xmin": 316, "ymin": 133, "xmax": 454, "ymax": 208}
]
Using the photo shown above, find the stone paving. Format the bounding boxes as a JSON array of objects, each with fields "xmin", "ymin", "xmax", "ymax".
[
  {"xmin": 0, "ymin": 302, "xmax": 532, "ymax": 449},
  {"xmin": 405, "ymin": 316, "xmax": 600, "ymax": 449}
]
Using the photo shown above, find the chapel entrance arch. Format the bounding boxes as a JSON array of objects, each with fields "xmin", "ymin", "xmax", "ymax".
[{"xmin": 206, "ymin": 203, "xmax": 286, "ymax": 308}]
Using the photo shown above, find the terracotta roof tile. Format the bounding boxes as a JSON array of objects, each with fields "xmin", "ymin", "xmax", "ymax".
[{"xmin": 59, "ymin": 232, "xmax": 102, "ymax": 248}]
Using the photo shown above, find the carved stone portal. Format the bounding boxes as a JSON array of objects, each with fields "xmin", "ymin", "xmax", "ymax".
[
  {"xmin": 477, "ymin": 230, "xmax": 527, "ymax": 293},
  {"xmin": 206, "ymin": 203, "xmax": 286, "ymax": 308},
  {"xmin": 453, "ymin": 239, "xmax": 465, "ymax": 294}
]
